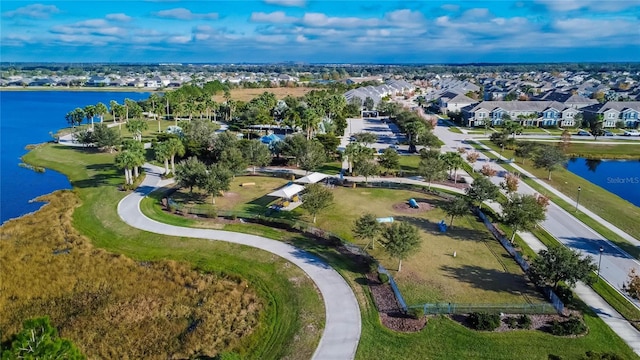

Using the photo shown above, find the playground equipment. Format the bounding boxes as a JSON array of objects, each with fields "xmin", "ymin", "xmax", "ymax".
[
  {"xmin": 377, "ymin": 217, "xmax": 394, "ymax": 223},
  {"xmin": 438, "ymin": 220, "xmax": 448, "ymax": 233},
  {"xmin": 408, "ymin": 198, "xmax": 419, "ymax": 208}
]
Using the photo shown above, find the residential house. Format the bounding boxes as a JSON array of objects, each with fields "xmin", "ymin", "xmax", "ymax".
[
  {"xmin": 438, "ymin": 91, "xmax": 478, "ymax": 114},
  {"xmin": 534, "ymin": 90, "xmax": 598, "ymax": 109},
  {"xmin": 461, "ymin": 101, "xmax": 580, "ymax": 128},
  {"xmin": 86, "ymin": 76, "xmax": 110, "ymax": 87},
  {"xmin": 581, "ymin": 102, "xmax": 640, "ymax": 128}
]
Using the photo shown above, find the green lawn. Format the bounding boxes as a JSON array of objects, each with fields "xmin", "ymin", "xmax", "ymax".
[
  {"xmin": 22, "ymin": 144, "xmax": 324, "ymax": 360},
  {"xmin": 208, "ymin": 220, "xmax": 639, "ymax": 360},
  {"xmin": 479, "ymin": 141, "xmax": 640, "ymax": 246},
  {"xmin": 23, "ymin": 143, "xmax": 640, "ymax": 360}
]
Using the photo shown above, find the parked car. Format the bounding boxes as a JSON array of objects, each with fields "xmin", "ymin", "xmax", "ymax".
[
  {"xmin": 603, "ymin": 130, "xmax": 614, "ymax": 136},
  {"xmin": 623, "ymin": 130, "xmax": 640, "ymax": 136},
  {"xmin": 576, "ymin": 130, "xmax": 591, "ymax": 136}
]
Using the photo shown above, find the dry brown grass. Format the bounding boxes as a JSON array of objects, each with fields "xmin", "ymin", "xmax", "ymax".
[
  {"xmin": 213, "ymin": 87, "xmax": 313, "ymax": 102},
  {"xmin": 0, "ymin": 190, "xmax": 262, "ymax": 359}
]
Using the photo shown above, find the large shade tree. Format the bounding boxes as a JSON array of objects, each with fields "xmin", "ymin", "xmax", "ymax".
[
  {"xmin": 533, "ymin": 145, "xmax": 568, "ymax": 180},
  {"xmin": 240, "ymin": 139, "xmax": 271, "ymax": 174},
  {"xmin": 301, "ymin": 183, "xmax": 333, "ymax": 223},
  {"xmin": 381, "ymin": 222, "xmax": 421, "ymax": 272},
  {"xmin": 175, "ymin": 156, "xmax": 207, "ymax": 193},
  {"xmin": 442, "ymin": 197, "xmax": 470, "ymax": 227},
  {"xmin": 202, "ymin": 164, "xmax": 233, "ymax": 204},
  {"xmin": 353, "ymin": 213, "xmax": 382, "ymax": 249},
  {"xmin": 465, "ymin": 176, "xmax": 500, "ymax": 206},
  {"xmin": 502, "ymin": 194, "xmax": 547, "ymax": 242},
  {"xmin": 528, "ymin": 246, "xmax": 597, "ymax": 291}
]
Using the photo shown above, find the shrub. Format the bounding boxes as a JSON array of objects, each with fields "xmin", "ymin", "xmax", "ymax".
[
  {"xmin": 518, "ymin": 314, "xmax": 532, "ymax": 329},
  {"xmin": 505, "ymin": 316, "xmax": 518, "ymax": 329},
  {"xmin": 378, "ymin": 272, "xmax": 389, "ymax": 284},
  {"xmin": 468, "ymin": 312, "xmax": 501, "ymax": 331},
  {"xmin": 229, "ymin": 214, "xmax": 237, "ymax": 220},
  {"xmin": 206, "ymin": 208, "xmax": 217, "ymax": 219},
  {"xmin": 551, "ymin": 316, "xmax": 587, "ymax": 336},
  {"xmin": 407, "ymin": 307, "xmax": 424, "ymax": 320}
]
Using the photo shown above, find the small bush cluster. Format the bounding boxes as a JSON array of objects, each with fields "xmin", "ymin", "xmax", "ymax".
[
  {"xmin": 504, "ymin": 314, "xmax": 531, "ymax": 329},
  {"xmin": 551, "ymin": 316, "xmax": 587, "ymax": 336},
  {"xmin": 468, "ymin": 312, "xmax": 501, "ymax": 331},
  {"xmin": 378, "ymin": 272, "xmax": 389, "ymax": 284},
  {"xmin": 407, "ymin": 307, "xmax": 424, "ymax": 320}
]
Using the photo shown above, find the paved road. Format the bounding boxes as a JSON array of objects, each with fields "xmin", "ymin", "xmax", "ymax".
[
  {"xmin": 117, "ymin": 164, "xmax": 361, "ymax": 360},
  {"xmin": 433, "ymin": 122, "xmax": 640, "ymax": 301}
]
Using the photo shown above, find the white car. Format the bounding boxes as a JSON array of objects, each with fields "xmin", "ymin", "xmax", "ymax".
[{"xmin": 623, "ymin": 130, "xmax": 640, "ymax": 136}]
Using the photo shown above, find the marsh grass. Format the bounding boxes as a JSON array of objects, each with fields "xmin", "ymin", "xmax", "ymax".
[{"xmin": 19, "ymin": 144, "xmax": 324, "ymax": 360}]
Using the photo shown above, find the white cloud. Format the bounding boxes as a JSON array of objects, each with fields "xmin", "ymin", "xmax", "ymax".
[
  {"xmin": 385, "ymin": 9, "xmax": 425, "ymax": 28},
  {"xmin": 535, "ymin": 0, "xmax": 640, "ymax": 12},
  {"xmin": 167, "ymin": 35, "xmax": 192, "ymax": 43},
  {"xmin": 154, "ymin": 8, "xmax": 219, "ymax": 20},
  {"xmin": 251, "ymin": 11, "xmax": 296, "ymax": 23},
  {"xmin": 264, "ymin": 0, "xmax": 306, "ymax": 7},
  {"xmin": 302, "ymin": 12, "xmax": 380, "ymax": 28},
  {"xmin": 51, "ymin": 19, "xmax": 127, "ymax": 37},
  {"xmin": 106, "ymin": 13, "xmax": 132, "ymax": 22},
  {"xmin": 3, "ymin": 4, "xmax": 59, "ymax": 19},
  {"xmin": 461, "ymin": 8, "xmax": 491, "ymax": 19},
  {"xmin": 256, "ymin": 34, "xmax": 288, "ymax": 44}
]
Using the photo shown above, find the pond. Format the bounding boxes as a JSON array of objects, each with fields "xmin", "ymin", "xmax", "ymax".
[{"xmin": 565, "ymin": 158, "xmax": 640, "ymax": 207}]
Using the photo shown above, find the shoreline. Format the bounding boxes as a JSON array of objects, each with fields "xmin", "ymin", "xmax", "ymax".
[{"xmin": 0, "ymin": 86, "xmax": 163, "ymax": 92}]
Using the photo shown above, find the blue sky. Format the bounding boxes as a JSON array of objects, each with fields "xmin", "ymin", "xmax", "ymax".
[{"xmin": 2, "ymin": 1, "xmax": 639, "ymax": 63}]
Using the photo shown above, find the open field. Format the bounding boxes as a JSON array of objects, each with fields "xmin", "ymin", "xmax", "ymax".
[
  {"xmin": 165, "ymin": 178, "xmax": 544, "ymax": 306},
  {"xmin": 21, "ymin": 144, "xmax": 324, "ymax": 360},
  {"xmin": 213, "ymin": 87, "xmax": 313, "ymax": 102},
  {"xmin": 212, "ymin": 220, "xmax": 639, "ymax": 360},
  {"xmin": 23, "ymin": 143, "xmax": 639, "ymax": 359},
  {"xmin": 480, "ymin": 140, "xmax": 640, "ymax": 243}
]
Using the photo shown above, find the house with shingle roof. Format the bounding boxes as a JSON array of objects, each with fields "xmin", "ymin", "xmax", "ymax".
[
  {"xmin": 438, "ymin": 91, "xmax": 478, "ymax": 114},
  {"xmin": 581, "ymin": 102, "xmax": 640, "ymax": 128},
  {"xmin": 461, "ymin": 101, "xmax": 581, "ymax": 128}
]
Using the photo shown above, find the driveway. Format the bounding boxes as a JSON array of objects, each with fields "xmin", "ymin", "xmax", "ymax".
[{"xmin": 117, "ymin": 164, "xmax": 361, "ymax": 360}]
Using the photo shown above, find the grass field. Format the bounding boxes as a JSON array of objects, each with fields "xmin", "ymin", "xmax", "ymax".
[
  {"xmin": 20, "ymin": 144, "xmax": 324, "ymax": 360},
  {"xmin": 479, "ymin": 140, "xmax": 640, "ymax": 243},
  {"xmin": 160, "ymin": 178, "xmax": 544, "ymax": 306},
  {"xmin": 22, "ymin": 143, "xmax": 640, "ymax": 359},
  {"xmin": 209, "ymin": 220, "xmax": 639, "ymax": 360},
  {"xmin": 213, "ymin": 87, "xmax": 313, "ymax": 102}
]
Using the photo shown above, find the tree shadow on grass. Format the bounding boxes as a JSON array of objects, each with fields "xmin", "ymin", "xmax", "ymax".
[
  {"xmin": 73, "ymin": 163, "xmax": 121, "ymax": 188},
  {"xmin": 395, "ymin": 215, "xmax": 491, "ymax": 243},
  {"xmin": 440, "ymin": 264, "xmax": 540, "ymax": 297},
  {"xmin": 288, "ymin": 235, "xmax": 370, "ymax": 274}
]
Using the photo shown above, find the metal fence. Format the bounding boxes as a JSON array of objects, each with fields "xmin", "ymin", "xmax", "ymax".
[
  {"xmin": 378, "ymin": 265, "xmax": 408, "ymax": 312},
  {"xmin": 164, "ymin": 173, "xmax": 565, "ymax": 314},
  {"xmin": 476, "ymin": 208, "xmax": 564, "ymax": 314},
  {"xmin": 410, "ymin": 302, "xmax": 557, "ymax": 315}
]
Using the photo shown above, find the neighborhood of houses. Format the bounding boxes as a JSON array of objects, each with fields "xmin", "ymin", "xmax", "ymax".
[{"xmin": 3, "ymin": 66, "xmax": 640, "ymax": 130}]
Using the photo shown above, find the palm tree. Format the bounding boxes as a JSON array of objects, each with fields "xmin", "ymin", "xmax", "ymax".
[
  {"xmin": 109, "ymin": 100, "xmax": 119, "ymax": 123},
  {"xmin": 84, "ymin": 105, "xmax": 96, "ymax": 130},
  {"xmin": 442, "ymin": 152, "xmax": 464, "ymax": 183},
  {"xmin": 95, "ymin": 102, "xmax": 108, "ymax": 124},
  {"xmin": 166, "ymin": 137, "xmax": 185, "ymax": 174},
  {"xmin": 115, "ymin": 151, "xmax": 137, "ymax": 185},
  {"xmin": 154, "ymin": 141, "xmax": 171, "ymax": 174}
]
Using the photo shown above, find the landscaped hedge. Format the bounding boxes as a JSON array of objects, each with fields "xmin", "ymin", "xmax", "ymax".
[{"xmin": 467, "ymin": 312, "xmax": 501, "ymax": 331}]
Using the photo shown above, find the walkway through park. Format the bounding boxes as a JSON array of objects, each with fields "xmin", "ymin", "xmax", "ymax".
[{"xmin": 117, "ymin": 163, "xmax": 361, "ymax": 360}]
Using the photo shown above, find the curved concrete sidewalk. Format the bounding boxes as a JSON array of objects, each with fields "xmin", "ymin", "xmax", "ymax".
[{"xmin": 117, "ymin": 164, "xmax": 361, "ymax": 360}]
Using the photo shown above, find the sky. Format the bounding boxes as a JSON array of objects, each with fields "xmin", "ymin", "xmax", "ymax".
[{"xmin": 2, "ymin": 0, "xmax": 639, "ymax": 64}]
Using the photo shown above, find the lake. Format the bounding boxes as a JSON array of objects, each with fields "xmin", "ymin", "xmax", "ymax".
[
  {"xmin": 0, "ymin": 91, "xmax": 149, "ymax": 224},
  {"xmin": 565, "ymin": 158, "xmax": 640, "ymax": 207}
]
